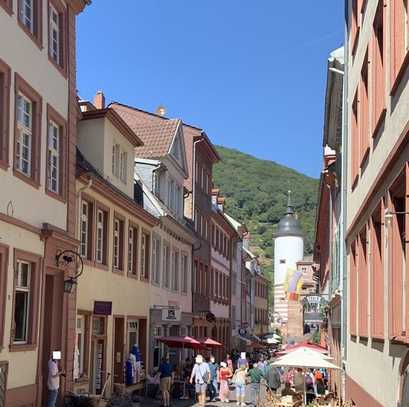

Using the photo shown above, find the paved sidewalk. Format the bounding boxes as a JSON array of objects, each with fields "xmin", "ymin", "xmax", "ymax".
[{"xmin": 139, "ymin": 399, "xmax": 246, "ymax": 407}]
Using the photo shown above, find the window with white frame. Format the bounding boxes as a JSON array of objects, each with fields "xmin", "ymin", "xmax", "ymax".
[
  {"xmin": 14, "ymin": 261, "xmax": 31, "ymax": 343},
  {"xmin": 181, "ymin": 253, "xmax": 188, "ymax": 293},
  {"xmin": 128, "ymin": 320, "xmax": 138, "ymax": 354},
  {"xmin": 140, "ymin": 231, "xmax": 150, "ymax": 279},
  {"xmin": 47, "ymin": 120, "xmax": 60, "ymax": 194},
  {"xmin": 113, "ymin": 218, "xmax": 120, "ymax": 269},
  {"xmin": 172, "ymin": 249, "xmax": 179, "ymax": 291},
  {"xmin": 96, "ymin": 209, "xmax": 106, "ymax": 264},
  {"xmin": 80, "ymin": 200, "xmax": 93, "ymax": 259},
  {"xmin": 163, "ymin": 244, "xmax": 170, "ymax": 289},
  {"xmin": 49, "ymin": 4, "xmax": 60, "ymax": 64},
  {"xmin": 112, "ymin": 143, "xmax": 120, "ymax": 178},
  {"xmin": 152, "ymin": 236, "xmax": 161, "ymax": 285},
  {"xmin": 16, "ymin": 93, "xmax": 32, "ymax": 176},
  {"xmin": 128, "ymin": 226, "xmax": 138, "ymax": 275},
  {"xmin": 19, "ymin": 0, "xmax": 34, "ymax": 32},
  {"xmin": 120, "ymin": 151, "xmax": 127, "ymax": 184}
]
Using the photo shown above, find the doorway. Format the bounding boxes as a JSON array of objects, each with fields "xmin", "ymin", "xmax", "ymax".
[
  {"xmin": 40, "ymin": 273, "xmax": 63, "ymax": 405},
  {"xmin": 113, "ymin": 317, "xmax": 125, "ymax": 384},
  {"xmin": 90, "ymin": 316, "xmax": 106, "ymax": 395}
]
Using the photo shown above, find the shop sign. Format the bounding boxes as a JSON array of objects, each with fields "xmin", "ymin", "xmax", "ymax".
[
  {"xmin": 94, "ymin": 301, "xmax": 112, "ymax": 315},
  {"xmin": 304, "ymin": 311, "xmax": 324, "ymax": 324},
  {"xmin": 162, "ymin": 308, "xmax": 181, "ymax": 322}
]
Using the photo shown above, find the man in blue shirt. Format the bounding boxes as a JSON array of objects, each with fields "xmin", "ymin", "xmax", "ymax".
[
  {"xmin": 159, "ymin": 355, "xmax": 174, "ymax": 407},
  {"xmin": 208, "ymin": 355, "xmax": 219, "ymax": 401}
]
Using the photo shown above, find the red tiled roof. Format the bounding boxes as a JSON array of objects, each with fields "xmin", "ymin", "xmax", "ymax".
[{"xmin": 110, "ymin": 102, "xmax": 180, "ymax": 159}]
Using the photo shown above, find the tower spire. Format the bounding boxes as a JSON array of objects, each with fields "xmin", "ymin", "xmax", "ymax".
[{"xmin": 286, "ymin": 190, "xmax": 294, "ymax": 215}]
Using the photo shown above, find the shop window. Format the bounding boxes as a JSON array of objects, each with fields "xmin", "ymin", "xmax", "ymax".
[
  {"xmin": 128, "ymin": 320, "xmax": 139, "ymax": 354},
  {"xmin": 92, "ymin": 317, "xmax": 105, "ymax": 336},
  {"xmin": 75, "ymin": 313, "xmax": 89, "ymax": 380}
]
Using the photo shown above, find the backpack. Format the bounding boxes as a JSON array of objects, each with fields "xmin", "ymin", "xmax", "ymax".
[{"xmin": 305, "ymin": 373, "xmax": 313, "ymax": 387}]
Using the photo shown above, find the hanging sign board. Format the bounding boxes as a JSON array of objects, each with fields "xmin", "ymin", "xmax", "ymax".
[
  {"xmin": 94, "ymin": 301, "xmax": 112, "ymax": 315},
  {"xmin": 161, "ymin": 308, "xmax": 181, "ymax": 322}
]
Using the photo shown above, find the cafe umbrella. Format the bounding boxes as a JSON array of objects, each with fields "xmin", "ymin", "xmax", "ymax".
[{"xmin": 272, "ymin": 347, "xmax": 340, "ymax": 405}]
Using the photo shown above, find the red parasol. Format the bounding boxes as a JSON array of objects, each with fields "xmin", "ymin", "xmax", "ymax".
[
  {"xmin": 155, "ymin": 336, "xmax": 204, "ymax": 349},
  {"xmin": 200, "ymin": 337, "xmax": 223, "ymax": 348}
]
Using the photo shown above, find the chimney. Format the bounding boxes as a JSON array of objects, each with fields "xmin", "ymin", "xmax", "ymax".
[
  {"xmin": 155, "ymin": 105, "xmax": 166, "ymax": 117},
  {"xmin": 93, "ymin": 91, "xmax": 105, "ymax": 110}
]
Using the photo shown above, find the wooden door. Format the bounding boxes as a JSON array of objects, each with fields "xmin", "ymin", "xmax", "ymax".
[{"xmin": 113, "ymin": 317, "xmax": 125, "ymax": 383}]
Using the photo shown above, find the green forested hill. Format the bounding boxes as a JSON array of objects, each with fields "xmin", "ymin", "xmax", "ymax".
[{"xmin": 213, "ymin": 145, "xmax": 319, "ymax": 277}]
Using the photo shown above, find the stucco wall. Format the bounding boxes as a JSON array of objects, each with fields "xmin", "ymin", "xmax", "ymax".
[{"xmin": 0, "ymin": 220, "xmax": 43, "ymax": 389}]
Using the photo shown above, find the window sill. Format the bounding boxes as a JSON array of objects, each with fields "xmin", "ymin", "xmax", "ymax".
[
  {"xmin": 94, "ymin": 262, "xmax": 109, "ymax": 271},
  {"xmin": 9, "ymin": 343, "xmax": 37, "ymax": 352},
  {"xmin": 46, "ymin": 188, "xmax": 67, "ymax": 203},
  {"xmin": 127, "ymin": 272, "xmax": 139, "ymax": 280},
  {"xmin": 13, "ymin": 169, "xmax": 40, "ymax": 189},
  {"xmin": 113, "ymin": 268, "xmax": 125, "ymax": 275},
  {"xmin": 48, "ymin": 55, "xmax": 67, "ymax": 79},
  {"xmin": 17, "ymin": 20, "xmax": 42, "ymax": 50}
]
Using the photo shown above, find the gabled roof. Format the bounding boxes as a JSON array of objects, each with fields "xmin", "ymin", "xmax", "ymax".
[{"xmin": 110, "ymin": 102, "xmax": 181, "ymax": 159}]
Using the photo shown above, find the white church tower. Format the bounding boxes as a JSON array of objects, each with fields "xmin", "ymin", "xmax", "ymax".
[{"xmin": 273, "ymin": 191, "xmax": 304, "ymax": 324}]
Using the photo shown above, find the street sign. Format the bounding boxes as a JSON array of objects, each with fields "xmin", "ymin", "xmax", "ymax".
[{"xmin": 94, "ymin": 301, "xmax": 112, "ymax": 315}]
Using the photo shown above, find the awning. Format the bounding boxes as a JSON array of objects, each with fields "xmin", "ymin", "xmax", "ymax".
[{"xmin": 155, "ymin": 336, "xmax": 204, "ymax": 349}]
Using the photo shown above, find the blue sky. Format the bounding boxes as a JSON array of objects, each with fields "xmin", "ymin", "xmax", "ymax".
[{"xmin": 77, "ymin": 1, "xmax": 344, "ymax": 179}]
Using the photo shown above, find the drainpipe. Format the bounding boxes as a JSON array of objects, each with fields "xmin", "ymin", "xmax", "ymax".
[{"xmin": 340, "ymin": 5, "xmax": 349, "ymax": 400}]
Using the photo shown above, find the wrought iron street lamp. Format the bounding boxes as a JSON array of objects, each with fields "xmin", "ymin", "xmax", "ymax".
[{"xmin": 56, "ymin": 250, "xmax": 84, "ymax": 293}]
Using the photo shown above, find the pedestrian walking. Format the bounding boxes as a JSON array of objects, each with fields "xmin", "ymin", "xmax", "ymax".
[
  {"xmin": 47, "ymin": 352, "xmax": 65, "ymax": 407},
  {"xmin": 237, "ymin": 352, "xmax": 248, "ymax": 369},
  {"xmin": 247, "ymin": 361, "xmax": 264, "ymax": 407},
  {"xmin": 159, "ymin": 355, "xmax": 174, "ymax": 407},
  {"xmin": 232, "ymin": 366, "xmax": 247, "ymax": 406},
  {"xmin": 190, "ymin": 355, "xmax": 211, "ymax": 407},
  {"xmin": 226, "ymin": 353, "xmax": 233, "ymax": 370},
  {"xmin": 265, "ymin": 360, "xmax": 281, "ymax": 394},
  {"xmin": 218, "ymin": 361, "xmax": 233, "ymax": 403},
  {"xmin": 208, "ymin": 355, "xmax": 219, "ymax": 401}
]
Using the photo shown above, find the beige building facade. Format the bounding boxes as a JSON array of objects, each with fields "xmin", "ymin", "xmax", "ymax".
[
  {"xmin": 0, "ymin": 0, "xmax": 88, "ymax": 405},
  {"xmin": 74, "ymin": 99, "xmax": 158, "ymax": 395}
]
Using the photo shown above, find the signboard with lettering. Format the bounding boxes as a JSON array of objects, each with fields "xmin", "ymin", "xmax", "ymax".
[
  {"xmin": 161, "ymin": 308, "xmax": 181, "ymax": 322},
  {"xmin": 302, "ymin": 295, "xmax": 327, "ymax": 324},
  {"xmin": 94, "ymin": 301, "xmax": 112, "ymax": 315}
]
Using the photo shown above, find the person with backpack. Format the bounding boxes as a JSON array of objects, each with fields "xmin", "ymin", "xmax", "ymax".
[
  {"xmin": 265, "ymin": 359, "xmax": 281, "ymax": 394},
  {"xmin": 305, "ymin": 369, "xmax": 318, "ymax": 403},
  {"xmin": 190, "ymin": 354, "xmax": 211, "ymax": 407},
  {"xmin": 232, "ymin": 366, "xmax": 247, "ymax": 406}
]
